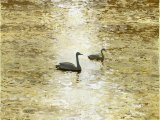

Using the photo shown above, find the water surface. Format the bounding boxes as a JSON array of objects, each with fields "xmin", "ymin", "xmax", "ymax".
[{"xmin": 1, "ymin": 0, "xmax": 159, "ymax": 120}]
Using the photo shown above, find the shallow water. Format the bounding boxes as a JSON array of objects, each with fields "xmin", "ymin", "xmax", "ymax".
[{"xmin": 1, "ymin": 0, "xmax": 159, "ymax": 120}]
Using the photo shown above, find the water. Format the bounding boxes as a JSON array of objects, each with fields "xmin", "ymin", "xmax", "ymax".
[{"xmin": 1, "ymin": 0, "xmax": 159, "ymax": 120}]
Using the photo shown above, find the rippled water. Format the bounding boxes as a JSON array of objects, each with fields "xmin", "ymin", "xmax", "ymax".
[{"xmin": 1, "ymin": 0, "xmax": 159, "ymax": 120}]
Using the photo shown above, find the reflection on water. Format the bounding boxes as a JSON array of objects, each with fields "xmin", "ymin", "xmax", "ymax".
[{"xmin": 1, "ymin": 0, "xmax": 159, "ymax": 120}]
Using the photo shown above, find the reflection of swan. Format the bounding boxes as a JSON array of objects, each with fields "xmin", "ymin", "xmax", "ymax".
[
  {"xmin": 56, "ymin": 52, "xmax": 83, "ymax": 73},
  {"xmin": 88, "ymin": 49, "xmax": 106, "ymax": 62}
]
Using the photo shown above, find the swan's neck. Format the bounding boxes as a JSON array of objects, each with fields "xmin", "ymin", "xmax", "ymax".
[
  {"xmin": 101, "ymin": 50, "xmax": 104, "ymax": 60},
  {"xmin": 76, "ymin": 55, "xmax": 81, "ymax": 70}
]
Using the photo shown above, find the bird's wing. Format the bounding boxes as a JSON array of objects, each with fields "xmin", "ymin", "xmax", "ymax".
[
  {"xmin": 59, "ymin": 62, "xmax": 76, "ymax": 69},
  {"xmin": 92, "ymin": 54, "xmax": 100, "ymax": 57},
  {"xmin": 60, "ymin": 62, "xmax": 75, "ymax": 66},
  {"xmin": 88, "ymin": 54, "xmax": 101, "ymax": 59}
]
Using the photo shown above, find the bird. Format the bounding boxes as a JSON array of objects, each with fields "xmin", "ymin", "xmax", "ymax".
[
  {"xmin": 56, "ymin": 52, "xmax": 83, "ymax": 73},
  {"xmin": 88, "ymin": 48, "xmax": 106, "ymax": 62}
]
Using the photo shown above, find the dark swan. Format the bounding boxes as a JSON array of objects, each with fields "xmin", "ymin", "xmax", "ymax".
[
  {"xmin": 56, "ymin": 52, "xmax": 83, "ymax": 72},
  {"xmin": 88, "ymin": 48, "xmax": 106, "ymax": 62}
]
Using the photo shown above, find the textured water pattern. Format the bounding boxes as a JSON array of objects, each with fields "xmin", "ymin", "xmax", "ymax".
[{"xmin": 1, "ymin": 0, "xmax": 159, "ymax": 120}]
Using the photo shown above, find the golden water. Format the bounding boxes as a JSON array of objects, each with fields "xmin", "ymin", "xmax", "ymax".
[{"xmin": 1, "ymin": 0, "xmax": 159, "ymax": 120}]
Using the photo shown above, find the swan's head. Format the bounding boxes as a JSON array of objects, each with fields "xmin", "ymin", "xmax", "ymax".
[
  {"xmin": 101, "ymin": 48, "xmax": 106, "ymax": 51},
  {"xmin": 76, "ymin": 52, "xmax": 83, "ymax": 55}
]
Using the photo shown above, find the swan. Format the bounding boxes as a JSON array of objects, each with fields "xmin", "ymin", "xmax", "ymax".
[
  {"xmin": 56, "ymin": 52, "xmax": 83, "ymax": 72},
  {"xmin": 88, "ymin": 48, "xmax": 106, "ymax": 62}
]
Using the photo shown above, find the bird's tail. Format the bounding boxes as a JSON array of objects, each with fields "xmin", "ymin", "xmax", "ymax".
[
  {"xmin": 88, "ymin": 55, "xmax": 93, "ymax": 60},
  {"xmin": 56, "ymin": 65, "xmax": 60, "ymax": 69}
]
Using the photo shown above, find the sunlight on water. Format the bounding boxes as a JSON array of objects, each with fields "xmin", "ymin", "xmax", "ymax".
[
  {"xmin": 68, "ymin": 7, "xmax": 85, "ymax": 26},
  {"xmin": 52, "ymin": 5, "xmax": 104, "ymax": 113}
]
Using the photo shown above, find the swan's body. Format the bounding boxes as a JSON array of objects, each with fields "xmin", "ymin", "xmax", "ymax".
[
  {"xmin": 88, "ymin": 49, "xmax": 106, "ymax": 62},
  {"xmin": 56, "ymin": 52, "xmax": 83, "ymax": 72}
]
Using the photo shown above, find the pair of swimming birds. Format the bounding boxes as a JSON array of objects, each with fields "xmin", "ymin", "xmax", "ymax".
[{"xmin": 56, "ymin": 49, "xmax": 106, "ymax": 73}]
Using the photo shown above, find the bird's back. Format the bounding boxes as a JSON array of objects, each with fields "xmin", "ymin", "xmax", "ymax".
[
  {"xmin": 57, "ymin": 62, "xmax": 77, "ymax": 71},
  {"xmin": 88, "ymin": 54, "xmax": 101, "ymax": 60}
]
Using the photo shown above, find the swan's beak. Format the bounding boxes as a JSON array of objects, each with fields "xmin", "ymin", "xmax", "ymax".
[{"xmin": 80, "ymin": 53, "xmax": 83, "ymax": 55}]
